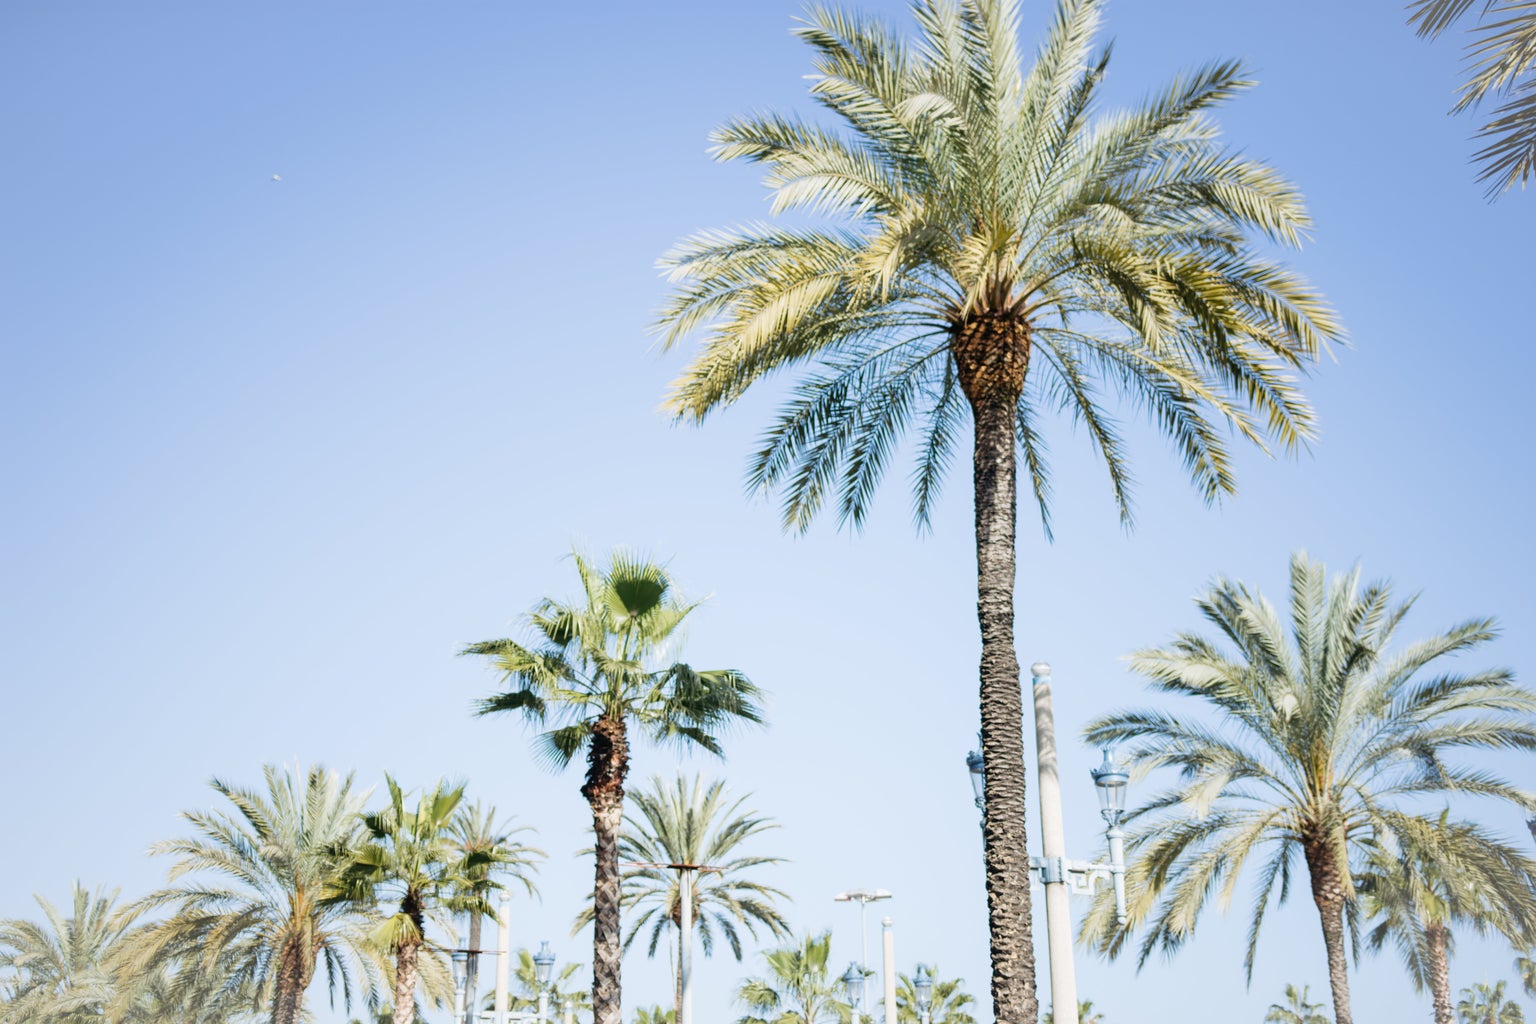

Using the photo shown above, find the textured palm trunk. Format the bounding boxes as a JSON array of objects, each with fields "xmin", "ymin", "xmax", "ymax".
[
  {"xmin": 954, "ymin": 313, "xmax": 1037, "ymax": 1024},
  {"xmin": 466, "ymin": 910, "xmax": 484, "ymax": 1024},
  {"xmin": 1426, "ymin": 924, "xmax": 1452, "ymax": 1024},
  {"xmin": 1303, "ymin": 840, "xmax": 1353, "ymax": 1024},
  {"xmin": 395, "ymin": 892, "xmax": 426, "ymax": 1024},
  {"xmin": 269, "ymin": 933, "xmax": 312, "ymax": 1024},
  {"xmin": 584, "ymin": 715, "xmax": 629, "ymax": 1024}
]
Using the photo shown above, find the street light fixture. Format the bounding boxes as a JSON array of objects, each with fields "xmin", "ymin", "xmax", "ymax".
[
  {"xmin": 965, "ymin": 750, "xmax": 985, "ymax": 810},
  {"xmin": 1090, "ymin": 748, "xmax": 1130, "ymax": 927},
  {"xmin": 833, "ymin": 889, "xmax": 891, "ymax": 1011},
  {"xmin": 913, "ymin": 965, "xmax": 934, "ymax": 1024},
  {"xmin": 533, "ymin": 941, "xmax": 556, "ymax": 1024},
  {"xmin": 451, "ymin": 940, "xmax": 468, "ymax": 1024},
  {"xmin": 841, "ymin": 962, "xmax": 865, "ymax": 1024}
]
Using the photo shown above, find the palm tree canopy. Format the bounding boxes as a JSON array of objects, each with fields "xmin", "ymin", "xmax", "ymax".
[
  {"xmin": 1265, "ymin": 984, "xmax": 1330, "ymax": 1024},
  {"xmin": 1081, "ymin": 552, "xmax": 1536, "ymax": 978},
  {"xmin": 1458, "ymin": 981, "xmax": 1526, "ymax": 1024},
  {"xmin": 896, "ymin": 965, "xmax": 976, "ymax": 1024},
  {"xmin": 1408, "ymin": 0, "xmax": 1536, "ymax": 195},
  {"xmin": 736, "ymin": 932, "xmax": 851, "ymax": 1024},
  {"xmin": 656, "ymin": 0, "xmax": 1341, "ymax": 535},
  {"xmin": 0, "ymin": 884, "xmax": 135, "ymax": 1024},
  {"xmin": 574, "ymin": 773, "xmax": 791, "ymax": 959},
  {"xmin": 446, "ymin": 800, "xmax": 544, "ymax": 914},
  {"xmin": 465, "ymin": 551, "xmax": 763, "ymax": 768}
]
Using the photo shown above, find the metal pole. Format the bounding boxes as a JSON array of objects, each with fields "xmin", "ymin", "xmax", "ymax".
[
  {"xmin": 880, "ymin": 918, "xmax": 896, "ymax": 1024},
  {"xmin": 1031, "ymin": 661, "xmax": 1079, "ymax": 1024},
  {"xmin": 1108, "ymin": 823, "xmax": 1128, "ymax": 926},
  {"xmin": 680, "ymin": 866, "xmax": 695, "ymax": 1024},
  {"xmin": 494, "ymin": 895, "xmax": 511, "ymax": 1024},
  {"xmin": 538, "ymin": 990, "xmax": 549, "ymax": 1024}
]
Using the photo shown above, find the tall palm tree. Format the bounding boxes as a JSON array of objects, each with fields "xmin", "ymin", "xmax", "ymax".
[
  {"xmin": 1082, "ymin": 552, "xmax": 1536, "ymax": 1024},
  {"xmin": 1266, "ymin": 985, "xmax": 1330, "ymax": 1024},
  {"xmin": 575, "ymin": 773, "xmax": 791, "ymax": 1020},
  {"xmin": 654, "ymin": 0, "xmax": 1339, "ymax": 1016},
  {"xmin": 330, "ymin": 777, "xmax": 470, "ymax": 1024},
  {"xmin": 125, "ymin": 764, "xmax": 381, "ymax": 1024},
  {"xmin": 464, "ymin": 550, "xmax": 764, "ymax": 1024},
  {"xmin": 1408, "ymin": 0, "xmax": 1536, "ymax": 195},
  {"xmin": 1458, "ymin": 982, "xmax": 1525, "ymax": 1024},
  {"xmin": 896, "ymin": 965, "xmax": 976, "ymax": 1024},
  {"xmin": 1359, "ymin": 815, "xmax": 1536, "ymax": 1024},
  {"xmin": 736, "ymin": 932, "xmax": 850, "ymax": 1024},
  {"xmin": 446, "ymin": 801, "xmax": 543, "ymax": 1024},
  {"xmin": 0, "ymin": 884, "xmax": 135, "ymax": 1023}
]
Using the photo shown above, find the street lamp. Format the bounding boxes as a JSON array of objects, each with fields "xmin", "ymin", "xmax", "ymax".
[
  {"xmin": 840, "ymin": 961, "xmax": 865, "ymax": 1024},
  {"xmin": 533, "ymin": 940, "xmax": 556, "ymax": 1024},
  {"xmin": 1090, "ymin": 748, "xmax": 1130, "ymax": 926},
  {"xmin": 833, "ymin": 889, "xmax": 891, "ymax": 1010},
  {"xmin": 965, "ymin": 749, "xmax": 985, "ymax": 811},
  {"xmin": 913, "ymin": 965, "xmax": 934, "ymax": 1024},
  {"xmin": 451, "ymin": 940, "xmax": 468, "ymax": 1024}
]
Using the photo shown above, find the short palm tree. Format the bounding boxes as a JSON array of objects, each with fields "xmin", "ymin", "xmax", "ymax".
[
  {"xmin": 575, "ymin": 773, "xmax": 790, "ymax": 1020},
  {"xmin": 1459, "ymin": 982, "xmax": 1525, "ymax": 1024},
  {"xmin": 331, "ymin": 777, "xmax": 468, "ymax": 1024},
  {"xmin": 736, "ymin": 932, "xmax": 849, "ymax": 1024},
  {"xmin": 1043, "ymin": 1001, "xmax": 1101, "ymax": 1024},
  {"xmin": 1408, "ymin": 0, "xmax": 1536, "ymax": 195},
  {"xmin": 126, "ymin": 764, "xmax": 380, "ymax": 1024},
  {"xmin": 655, "ymin": 1, "xmax": 1339, "ymax": 1017},
  {"xmin": 633, "ymin": 1005, "xmax": 676, "ymax": 1024},
  {"xmin": 1266, "ymin": 985, "xmax": 1330, "ymax": 1024},
  {"xmin": 446, "ymin": 801, "xmax": 543, "ymax": 1023},
  {"xmin": 1359, "ymin": 814, "xmax": 1536, "ymax": 1024},
  {"xmin": 1082, "ymin": 552, "xmax": 1536, "ymax": 1024},
  {"xmin": 896, "ymin": 965, "xmax": 975, "ymax": 1024},
  {"xmin": 464, "ymin": 550, "xmax": 764, "ymax": 1024},
  {"xmin": 0, "ymin": 883, "xmax": 135, "ymax": 1023}
]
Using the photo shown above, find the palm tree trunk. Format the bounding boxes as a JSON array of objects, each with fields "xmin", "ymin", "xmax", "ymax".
[
  {"xmin": 466, "ymin": 910, "xmax": 484, "ymax": 1024},
  {"xmin": 955, "ymin": 313, "xmax": 1037, "ymax": 1024},
  {"xmin": 269, "ymin": 935, "xmax": 310, "ymax": 1024},
  {"xmin": 584, "ymin": 715, "xmax": 630, "ymax": 1024},
  {"xmin": 1426, "ymin": 924, "xmax": 1452, "ymax": 1024},
  {"xmin": 1303, "ymin": 840, "xmax": 1353, "ymax": 1024},
  {"xmin": 395, "ymin": 939, "xmax": 421, "ymax": 1024}
]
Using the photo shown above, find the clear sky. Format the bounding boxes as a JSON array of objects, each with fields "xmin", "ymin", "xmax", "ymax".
[{"xmin": 2, "ymin": 1, "xmax": 1533, "ymax": 1022}]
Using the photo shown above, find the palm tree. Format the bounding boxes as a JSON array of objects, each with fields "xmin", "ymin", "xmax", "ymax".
[
  {"xmin": 1520, "ymin": 956, "xmax": 1536, "ymax": 999},
  {"xmin": 330, "ymin": 776, "xmax": 470, "ymax": 1024},
  {"xmin": 1043, "ymin": 1001, "xmax": 1101, "ymax": 1024},
  {"xmin": 1082, "ymin": 552, "xmax": 1536, "ymax": 1024},
  {"xmin": 446, "ymin": 801, "xmax": 544, "ymax": 1023},
  {"xmin": 0, "ymin": 883, "xmax": 134, "ymax": 1023},
  {"xmin": 464, "ymin": 550, "xmax": 764, "ymax": 1024},
  {"xmin": 1359, "ymin": 814, "xmax": 1536, "ymax": 1024},
  {"xmin": 1458, "ymin": 982, "xmax": 1525, "ymax": 1024},
  {"xmin": 736, "ymin": 932, "xmax": 850, "ymax": 1024},
  {"xmin": 1266, "ymin": 985, "xmax": 1330, "ymax": 1024},
  {"xmin": 895, "ymin": 965, "xmax": 975, "ymax": 1024},
  {"xmin": 654, "ymin": 0, "xmax": 1340, "ymax": 1016},
  {"xmin": 1407, "ymin": 0, "xmax": 1536, "ymax": 195},
  {"xmin": 575, "ymin": 773, "xmax": 791, "ymax": 1020},
  {"xmin": 633, "ymin": 1006, "xmax": 676, "ymax": 1024},
  {"xmin": 126, "ymin": 764, "xmax": 381, "ymax": 1024}
]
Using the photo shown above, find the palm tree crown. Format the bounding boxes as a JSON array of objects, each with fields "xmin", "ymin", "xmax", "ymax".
[
  {"xmin": 1266, "ymin": 985, "xmax": 1330, "ymax": 1024},
  {"xmin": 1458, "ymin": 981, "xmax": 1526, "ymax": 1024},
  {"xmin": 736, "ymin": 932, "xmax": 850, "ymax": 1024},
  {"xmin": 0, "ymin": 884, "xmax": 134, "ymax": 1023},
  {"xmin": 1084, "ymin": 552, "xmax": 1536, "ymax": 1024},
  {"xmin": 446, "ymin": 801, "xmax": 543, "ymax": 1024},
  {"xmin": 896, "ymin": 965, "xmax": 976, "ymax": 1024}
]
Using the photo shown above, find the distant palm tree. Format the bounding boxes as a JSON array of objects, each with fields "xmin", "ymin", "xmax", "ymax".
[
  {"xmin": 507, "ymin": 946, "xmax": 592, "ymax": 1020},
  {"xmin": 330, "ymin": 777, "xmax": 470, "ymax": 1024},
  {"xmin": 895, "ymin": 965, "xmax": 975, "ymax": 1024},
  {"xmin": 1083, "ymin": 552, "xmax": 1536, "ymax": 1024},
  {"xmin": 735, "ymin": 932, "xmax": 850, "ymax": 1024},
  {"xmin": 446, "ymin": 801, "xmax": 543, "ymax": 1024},
  {"xmin": 1042, "ymin": 1001, "xmax": 1102, "ymax": 1024},
  {"xmin": 654, "ymin": 0, "xmax": 1339, "ymax": 1018},
  {"xmin": 1520, "ymin": 956, "xmax": 1536, "ymax": 999},
  {"xmin": 575, "ymin": 773, "xmax": 790, "ymax": 1020},
  {"xmin": 1266, "ymin": 985, "xmax": 1330, "ymax": 1024},
  {"xmin": 1360, "ymin": 815, "xmax": 1536, "ymax": 1024},
  {"xmin": 0, "ymin": 883, "xmax": 134, "ymax": 1023},
  {"xmin": 633, "ymin": 1005, "xmax": 676, "ymax": 1024},
  {"xmin": 465, "ymin": 550, "xmax": 764, "ymax": 1024},
  {"xmin": 1458, "ymin": 982, "xmax": 1525, "ymax": 1024},
  {"xmin": 126, "ymin": 764, "xmax": 381, "ymax": 1024},
  {"xmin": 1408, "ymin": 0, "xmax": 1536, "ymax": 195}
]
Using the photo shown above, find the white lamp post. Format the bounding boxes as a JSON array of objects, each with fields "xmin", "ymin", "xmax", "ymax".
[
  {"xmin": 913, "ymin": 965, "xmax": 934, "ymax": 1024},
  {"xmin": 834, "ymin": 888, "xmax": 891, "ymax": 1010},
  {"xmin": 533, "ymin": 940, "xmax": 555, "ymax": 1024},
  {"xmin": 841, "ymin": 961, "xmax": 865, "ymax": 1024},
  {"xmin": 1090, "ymin": 748, "xmax": 1130, "ymax": 925},
  {"xmin": 452, "ymin": 941, "xmax": 468, "ymax": 1024}
]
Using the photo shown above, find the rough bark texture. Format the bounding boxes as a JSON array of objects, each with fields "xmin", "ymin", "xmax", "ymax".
[
  {"xmin": 1304, "ymin": 839, "xmax": 1354, "ymax": 1024},
  {"xmin": 394, "ymin": 892, "xmax": 426, "ymax": 1024},
  {"xmin": 269, "ymin": 932, "xmax": 312, "ymax": 1024},
  {"xmin": 465, "ymin": 910, "xmax": 483, "ymax": 1024},
  {"xmin": 584, "ymin": 716, "xmax": 629, "ymax": 1024},
  {"xmin": 954, "ymin": 313, "xmax": 1037, "ymax": 1024},
  {"xmin": 1426, "ymin": 924, "xmax": 1452, "ymax": 1024}
]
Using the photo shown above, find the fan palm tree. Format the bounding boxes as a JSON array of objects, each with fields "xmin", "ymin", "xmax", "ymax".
[
  {"xmin": 1082, "ymin": 552, "xmax": 1536, "ymax": 1024},
  {"xmin": 1266, "ymin": 985, "xmax": 1330, "ymax": 1024},
  {"xmin": 464, "ymin": 550, "xmax": 764, "ymax": 1024},
  {"xmin": 0, "ymin": 883, "xmax": 135, "ymax": 1023},
  {"xmin": 1459, "ymin": 982, "xmax": 1525, "ymax": 1024},
  {"xmin": 896, "ymin": 965, "xmax": 976, "ymax": 1024},
  {"xmin": 574, "ymin": 773, "xmax": 791, "ymax": 1020},
  {"xmin": 329, "ymin": 777, "xmax": 471, "ymax": 1024},
  {"xmin": 125, "ymin": 764, "xmax": 381, "ymax": 1024},
  {"xmin": 446, "ymin": 801, "xmax": 544, "ymax": 1024},
  {"xmin": 736, "ymin": 932, "xmax": 850, "ymax": 1024},
  {"xmin": 655, "ymin": 0, "xmax": 1339, "ymax": 1017},
  {"xmin": 1359, "ymin": 814, "xmax": 1536, "ymax": 1024},
  {"xmin": 1408, "ymin": 0, "xmax": 1536, "ymax": 195}
]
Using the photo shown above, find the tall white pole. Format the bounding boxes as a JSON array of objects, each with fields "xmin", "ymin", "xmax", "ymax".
[
  {"xmin": 1031, "ymin": 662, "xmax": 1079, "ymax": 1024},
  {"xmin": 859, "ymin": 903, "xmax": 870, "ymax": 1009},
  {"xmin": 538, "ymin": 990, "xmax": 549, "ymax": 1024},
  {"xmin": 679, "ymin": 867, "xmax": 695, "ymax": 1024},
  {"xmin": 880, "ymin": 918, "xmax": 896, "ymax": 1024},
  {"xmin": 495, "ymin": 895, "xmax": 511, "ymax": 1024}
]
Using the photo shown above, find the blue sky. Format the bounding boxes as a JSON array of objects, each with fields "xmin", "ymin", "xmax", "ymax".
[{"xmin": 2, "ymin": 1, "xmax": 1533, "ymax": 1022}]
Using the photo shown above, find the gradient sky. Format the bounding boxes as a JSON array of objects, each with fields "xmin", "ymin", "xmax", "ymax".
[{"xmin": 3, "ymin": 1, "xmax": 1533, "ymax": 1022}]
